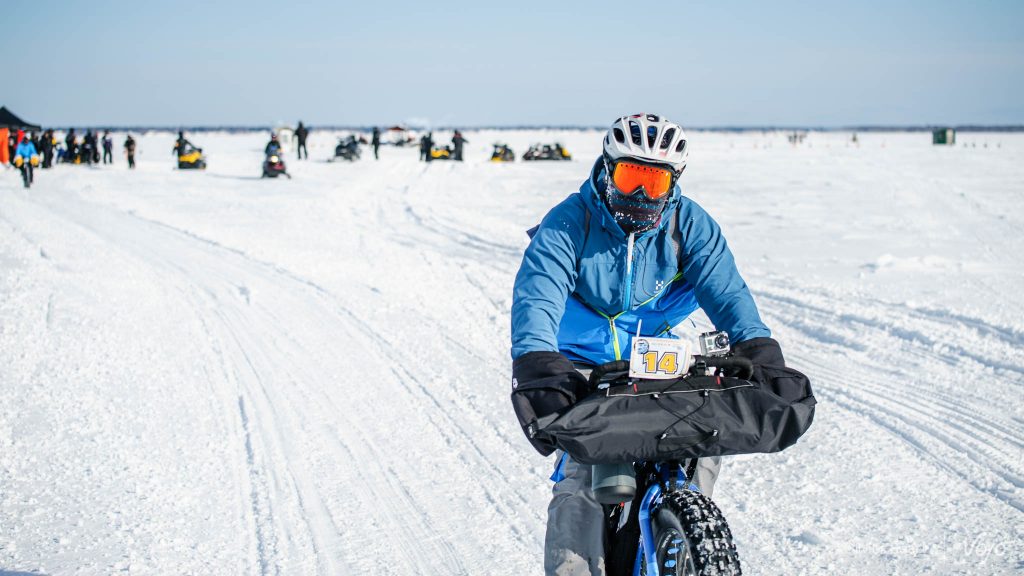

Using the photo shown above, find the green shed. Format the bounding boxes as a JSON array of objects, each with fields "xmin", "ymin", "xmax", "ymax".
[{"xmin": 932, "ymin": 128, "xmax": 956, "ymax": 145}]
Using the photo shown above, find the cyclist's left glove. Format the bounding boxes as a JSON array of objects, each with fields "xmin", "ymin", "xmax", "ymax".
[
  {"xmin": 731, "ymin": 337, "xmax": 786, "ymax": 368},
  {"xmin": 510, "ymin": 351, "xmax": 588, "ymax": 456},
  {"xmin": 732, "ymin": 337, "xmax": 813, "ymax": 406}
]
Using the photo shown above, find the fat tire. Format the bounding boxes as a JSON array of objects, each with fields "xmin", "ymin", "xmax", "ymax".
[
  {"xmin": 644, "ymin": 506, "xmax": 697, "ymax": 576},
  {"xmin": 661, "ymin": 490, "xmax": 741, "ymax": 576}
]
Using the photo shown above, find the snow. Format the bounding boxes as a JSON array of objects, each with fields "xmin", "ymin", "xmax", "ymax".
[{"xmin": 1, "ymin": 129, "xmax": 1022, "ymax": 575}]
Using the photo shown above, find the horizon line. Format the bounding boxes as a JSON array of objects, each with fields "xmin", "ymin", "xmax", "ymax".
[{"xmin": 25, "ymin": 124, "xmax": 1024, "ymax": 133}]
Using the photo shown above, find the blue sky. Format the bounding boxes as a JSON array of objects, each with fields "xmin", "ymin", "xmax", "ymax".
[{"xmin": 8, "ymin": 0, "xmax": 1023, "ymax": 127}]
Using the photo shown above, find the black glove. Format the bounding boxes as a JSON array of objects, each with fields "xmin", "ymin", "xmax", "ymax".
[
  {"xmin": 732, "ymin": 337, "xmax": 814, "ymax": 405},
  {"xmin": 510, "ymin": 351, "xmax": 588, "ymax": 456},
  {"xmin": 731, "ymin": 337, "xmax": 786, "ymax": 368}
]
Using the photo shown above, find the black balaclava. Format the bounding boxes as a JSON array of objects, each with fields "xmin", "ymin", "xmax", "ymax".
[{"xmin": 601, "ymin": 163, "xmax": 670, "ymax": 234}]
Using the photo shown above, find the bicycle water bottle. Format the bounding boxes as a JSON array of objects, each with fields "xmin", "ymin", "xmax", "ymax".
[{"xmin": 591, "ymin": 463, "xmax": 636, "ymax": 504}]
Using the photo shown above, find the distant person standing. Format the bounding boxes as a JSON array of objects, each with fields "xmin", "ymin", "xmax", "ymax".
[
  {"xmin": 8, "ymin": 132, "xmax": 18, "ymax": 165},
  {"xmin": 451, "ymin": 130, "xmax": 468, "ymax": 161},
  {"xmin": 40, "ymin": 129, "xmax": 54, "ymax": 168},
  {"xmin": 11, "ymin": 130, "xmax": 25, "ymax": 166},
  {"xmin": 421, "ymin": 132, "xmax": 435, "ymax": 162},
  {"xmin": 371, "ymin": 127, "xmax": 380, "ymax": 160},
  {"xmin": 28, "ymin": 132, "xmax": 42, "ymax": 168},
  {"xmin": 294, "ymin": 121, "xmax": 309, "ymax": 160},
  {"xmin": 65, "ymin": 128, "xmax": 77, "ymax": 163},
  {"xmin": 102, "ymin": 130, "xmax": 114, "ymax": 164},
  {"xmin": 83, "ymin": 130, "xmax": 98, "ymax": 165},
  {"xmin": 124, "ymin": 134, "xmax": 137, "ymax": 169}
]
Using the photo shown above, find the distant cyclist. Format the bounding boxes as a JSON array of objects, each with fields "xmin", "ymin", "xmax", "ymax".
[{"xmin": 13, "ymin": 135, "xmax": 39, "ymax": 187}]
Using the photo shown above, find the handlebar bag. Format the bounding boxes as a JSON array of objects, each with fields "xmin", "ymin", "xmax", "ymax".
[{"xmin": 535, "ymin": 366, "xmax": 815, "ymax": 464}]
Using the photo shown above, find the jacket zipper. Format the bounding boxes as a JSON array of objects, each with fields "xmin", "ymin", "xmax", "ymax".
[
  {"xmin": 610, "ymin": 232, "xmax": 636, "ymax": 361},
  {"xmin": 608, "ymin": 316, "xmax": 621, "ymax": 360},
  {"xmin": 623, "ymin": 232, "xmax": 635, "ymax": 312}
]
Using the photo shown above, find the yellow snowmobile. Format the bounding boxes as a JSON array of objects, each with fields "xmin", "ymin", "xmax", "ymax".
[
  {"xmin": 490, "ymin": 143, "xmax": 515, "ymax": 162},
  {"xmin": 177, "ymin": 144, "xmax": 207, "ymax": 170},
  {"xmin": 429, "ymin": 145, "xmax": 453, "ymax": 160}
]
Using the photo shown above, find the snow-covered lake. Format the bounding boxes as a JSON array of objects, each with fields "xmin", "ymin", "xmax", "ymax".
[{"xmin": 1, "ymin": 129, "xmax": 1022, "ymax": 574}]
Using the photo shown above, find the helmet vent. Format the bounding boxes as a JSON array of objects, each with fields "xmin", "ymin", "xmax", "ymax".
[
  {"xmin": 604, "ymin": 113, "xmax": 688, "ymax": 174},
  {"xmin": 661, "ymin": 128, "xmax": 676, "ymax": 150},
  {"xmin": 628, "ymin": 120, "xmax": 642, "ymax": 145}
]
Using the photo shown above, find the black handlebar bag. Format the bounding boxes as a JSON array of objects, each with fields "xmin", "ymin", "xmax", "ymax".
[{"xmin": 535, "ymin": 366, "xmax": 816, "ymax": 465}]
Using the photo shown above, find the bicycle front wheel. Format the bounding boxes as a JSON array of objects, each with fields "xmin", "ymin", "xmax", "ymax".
[{"xmin": 644, "ymin": 490, "xmax": 741, "ymax": 576}]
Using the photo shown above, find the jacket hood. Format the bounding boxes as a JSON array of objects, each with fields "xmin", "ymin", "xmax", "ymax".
[{"xmin": 580, "ymin": 156, "xmax": 682, "ymax": 241}]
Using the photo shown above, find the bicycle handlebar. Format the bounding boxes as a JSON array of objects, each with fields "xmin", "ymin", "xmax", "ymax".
[
  {"xmin": 586, "ymin": 360, "xmax": 630, "ymax": 389},
  {"xmin": 586, "ymin": 355, "xmax": 755, "ymax": 388},
  {"xmin": 693, "ymin": 355, "xmax": 754, "ymax": 381}
]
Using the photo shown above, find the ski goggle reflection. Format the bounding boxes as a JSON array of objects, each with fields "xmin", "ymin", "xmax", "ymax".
[{"xmin": 611, "ymin": 161, "xmax": 674, "ymax": 199}]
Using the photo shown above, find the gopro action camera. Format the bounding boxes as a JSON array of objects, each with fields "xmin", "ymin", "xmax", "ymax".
[{"xmin": 698, "ymin": 331, "xmax": 730, "ymax": 357}]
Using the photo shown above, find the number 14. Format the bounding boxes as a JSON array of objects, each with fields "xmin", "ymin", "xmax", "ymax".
[{"xmin": 643, "ymin": 351, "xmax": 678, "ymax": 374}]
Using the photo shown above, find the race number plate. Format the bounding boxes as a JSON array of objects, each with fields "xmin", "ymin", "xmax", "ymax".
[{"xmin": 628, "ymin": 336, "xmax": 691, "ymax": 379}]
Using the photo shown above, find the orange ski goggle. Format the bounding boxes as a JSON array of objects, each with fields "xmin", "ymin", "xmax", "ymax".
[{"xmin": 610, "ymin": 161, "xmax": 675, "ymax": 199}]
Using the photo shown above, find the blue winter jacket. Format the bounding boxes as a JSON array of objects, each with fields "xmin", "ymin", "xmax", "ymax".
[
  {"xmin": 14, "ymin": 141, "xmax": 37, "ymax": 159},
  {"xmin": 511, "ymin": 159, "xmax": 770, "ymax": 365}
]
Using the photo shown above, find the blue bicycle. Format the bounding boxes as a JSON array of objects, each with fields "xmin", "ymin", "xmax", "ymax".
[{"xmin": 585, "ymin": 358, "xmax": 749, "ymax": 576}]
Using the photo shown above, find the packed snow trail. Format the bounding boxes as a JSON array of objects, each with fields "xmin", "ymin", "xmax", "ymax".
[{"xmin": 1, "ymin": 131, "xmax": 1022, "ymax": 574}]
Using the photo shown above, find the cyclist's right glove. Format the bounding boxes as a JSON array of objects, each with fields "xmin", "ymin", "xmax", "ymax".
[{"xmin": 510, "ymin": 351, "xmax": 588, "ymax": 456}]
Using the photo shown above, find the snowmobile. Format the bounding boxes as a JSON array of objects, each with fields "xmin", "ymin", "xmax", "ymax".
[
  {"xmin": 177, "ymin": 144, "xmax": 207, "ymax": 170},
  {"xmin": 522, "ymin": 142, "xmax": 572, "ymax": 161},
  {"xmin": 262, "ymin": 150, "xmax": 290, "ymax": 179},
  {"xmin": 60, "ymin": 139, "xmax": 84, "ymax": 164},
  {"xmin": 80, "ymin": 141, "xmax": 95, "ymax": 165},
  {"xmin": 490, "ymin": 143, "xmax": 515, "ymax": 162},
  {"xmin": 332, "ymin": 135, "xmax": 361, "ymax": 162},
  {"xmin": 429, "ymin": 145, "xmax": 454, "ymax": 160}
]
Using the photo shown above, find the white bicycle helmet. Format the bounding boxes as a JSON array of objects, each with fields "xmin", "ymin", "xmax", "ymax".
[{"xmin": 603, "ymin": 113, "xmax": 688, "ymax": 175}]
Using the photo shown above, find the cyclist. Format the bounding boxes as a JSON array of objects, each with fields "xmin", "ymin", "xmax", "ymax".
[
  {"xmin": 510, "ymin": 113, "xmax": 790, "ymax": 575},
  {"xmin": 13, "ymin": 135, "xmax": 39, "ymax": 186}
]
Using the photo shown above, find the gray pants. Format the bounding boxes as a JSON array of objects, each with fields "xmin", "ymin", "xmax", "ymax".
[{"xmin": 544, "ymin": 453, "xmax": 722, "ymax": 576}]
